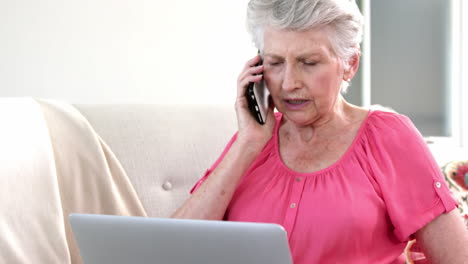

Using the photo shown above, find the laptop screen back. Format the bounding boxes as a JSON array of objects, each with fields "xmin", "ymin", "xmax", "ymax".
[{"xmin": 69, "ymin": 214, "xmax": 293, "ymax": 264}]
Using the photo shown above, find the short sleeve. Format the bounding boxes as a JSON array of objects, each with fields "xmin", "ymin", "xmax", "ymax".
[
  {"xmin": 189, "ymin": 133, "xmax": 238, "ymax": 194},
  {"xmin": 365, "ymin": 111, "xmax": 458, "ymax": 242}
]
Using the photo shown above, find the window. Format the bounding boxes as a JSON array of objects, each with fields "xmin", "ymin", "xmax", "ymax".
[{"xmin": 347, "ymin": 0, "xmax": 467, "ymax": 150}]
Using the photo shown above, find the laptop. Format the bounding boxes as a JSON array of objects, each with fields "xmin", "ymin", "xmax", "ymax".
[{"xmin": 69, "ymin": 214, "xmax": 293, "ymax": 264}]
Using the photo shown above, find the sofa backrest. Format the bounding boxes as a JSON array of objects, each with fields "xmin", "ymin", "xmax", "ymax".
[{"xmin": 74, "ymin": 104, "xmax": 237, "ymax": 217}]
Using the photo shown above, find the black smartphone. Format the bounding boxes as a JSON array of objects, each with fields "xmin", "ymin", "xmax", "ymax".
[{"xmin": 245, "ymin": 52, "xmax": 270, "ymax": 125}]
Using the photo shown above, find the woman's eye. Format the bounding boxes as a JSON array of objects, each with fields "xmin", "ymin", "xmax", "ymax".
[
  {"xmin": 304, "ymin": 61, "xmax": 317, "ymax": 66},
  {"xmin": 268, "ymin": 62, "xmax": 281, "ymax": 66}
]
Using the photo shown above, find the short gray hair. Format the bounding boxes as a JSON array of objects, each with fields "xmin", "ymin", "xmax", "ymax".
[{"xmin": 246, "ymin": 0, "xmax": 364, "ymax": 92}]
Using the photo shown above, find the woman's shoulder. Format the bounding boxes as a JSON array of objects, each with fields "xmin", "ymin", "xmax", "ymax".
[
  {"xmin": 366, "ymin": 107, "xmax": 415, "ymax": 133},
  {"xmin": 367, "ymin": 105, "xmax": 402, "ymax": 119},
  {"xmin": 362, "ymin": 108, "xmax": 426, "ymax": 152}
]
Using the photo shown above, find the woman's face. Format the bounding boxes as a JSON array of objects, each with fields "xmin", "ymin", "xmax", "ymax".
[{"xmin": 263, "ymin": 26, "xmax": 347, "ymax": 126}]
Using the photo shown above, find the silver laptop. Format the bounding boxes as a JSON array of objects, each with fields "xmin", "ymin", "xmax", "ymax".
[{"xmin": 69, "ymin": 214, "xmax": 293, "ymax": 264}]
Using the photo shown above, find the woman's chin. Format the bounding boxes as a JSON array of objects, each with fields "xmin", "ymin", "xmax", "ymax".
[{"xmin": 282, "ymin": 111, "xmax": 317, "ymax": 127}]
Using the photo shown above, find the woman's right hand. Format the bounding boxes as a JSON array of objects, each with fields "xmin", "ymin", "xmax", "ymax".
[{"xmin": 235, "ymin": 55, "xmax": 276, "ymax": 151}]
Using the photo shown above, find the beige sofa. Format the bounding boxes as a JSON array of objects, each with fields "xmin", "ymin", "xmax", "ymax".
[
  {"xmin": 0, "ymin": 99, "xmax": 237, "ymax": 263},
  {"xmin": 74, "ymin": 103, "xmax": 238, "ymax": 218}
]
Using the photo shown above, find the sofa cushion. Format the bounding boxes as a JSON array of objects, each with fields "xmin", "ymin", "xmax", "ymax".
[{"xmin": 75, "ymin": 104, "xmax": 237, "ymax": 217}]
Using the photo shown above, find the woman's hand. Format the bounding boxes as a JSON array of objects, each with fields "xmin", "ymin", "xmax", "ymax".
[
  {"xmin": 235, "ymin": 55, "xmax": 276, "ymax": 151},
  {"xmin": 172, "ymin": 55, "xmax": 276, "ymax": 220}
]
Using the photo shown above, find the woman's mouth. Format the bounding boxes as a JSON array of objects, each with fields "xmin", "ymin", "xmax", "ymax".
[{"xmin": 284, "ymin": 99, "xmax": 310, "ymax": 110}]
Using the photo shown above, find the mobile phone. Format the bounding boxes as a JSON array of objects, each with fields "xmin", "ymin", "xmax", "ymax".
[{"xmin": 245, "ymin": 52, "xmax": 270, "ymax": 125}]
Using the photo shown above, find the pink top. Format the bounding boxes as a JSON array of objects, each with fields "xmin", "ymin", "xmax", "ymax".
[{"xmin": 191, "ymin": 110, "xmax": 457, "ymax": 264}]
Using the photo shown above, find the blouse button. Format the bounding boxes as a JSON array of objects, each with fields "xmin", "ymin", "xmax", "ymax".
[
  {"xmin": 435, "ymin": 181, "xmax": 441, "ymax": 188},
  {"xmin": 290, "ymin": 203, "xmax": 297, "ymax": 208},
  {"xmin": 295, "ymin": 177, "xmax": 302, "ymax": 182}
]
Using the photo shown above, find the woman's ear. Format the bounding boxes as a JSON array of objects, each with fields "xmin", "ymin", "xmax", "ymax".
[{"xmin": 343, "ymin": 49, "xmax": 361, "ymax": 81}]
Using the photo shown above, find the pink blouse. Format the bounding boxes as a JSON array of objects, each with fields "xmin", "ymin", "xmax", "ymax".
[{"xmin": 191, "ymin": 110, "xmax": 457, "ymax": 264}]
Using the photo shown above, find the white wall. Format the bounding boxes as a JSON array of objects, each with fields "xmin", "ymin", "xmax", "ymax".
[{"xmin": 0, "ymin": 0, "xmax": 255, "ymax": 104}]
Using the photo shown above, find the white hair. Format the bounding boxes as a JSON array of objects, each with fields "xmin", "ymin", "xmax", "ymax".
[{"xmin": 246, "ymin": 0, "xmax": 364, "ymax": 93}]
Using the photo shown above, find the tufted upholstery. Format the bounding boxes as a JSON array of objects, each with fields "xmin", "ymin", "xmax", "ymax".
[{"xmin": 74, "ymin": 104, "xmax": 237, "ymax": 217}]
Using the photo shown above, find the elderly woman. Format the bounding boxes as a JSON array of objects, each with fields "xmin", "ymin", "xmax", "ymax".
[{"xmin": 173, "ymin": 0, "xmax": 468, "ymax": 263}]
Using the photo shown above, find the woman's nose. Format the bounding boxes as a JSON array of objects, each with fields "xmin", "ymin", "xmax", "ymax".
[{"xmin": 281, "ymin": 65, "xmax": 301, "ymax": 91}]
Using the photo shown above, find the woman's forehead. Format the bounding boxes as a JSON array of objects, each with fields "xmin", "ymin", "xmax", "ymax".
[{"xmin": 263, "ymin": 27, "xmax": 334, "ymax": 56}]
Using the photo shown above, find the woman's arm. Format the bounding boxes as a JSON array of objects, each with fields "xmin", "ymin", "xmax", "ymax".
[
  {"xmin": 171, "ymin": 55, "xmax": 275, "ymax": 220},
  {"xmin": 415, "ymin": 209, "xmax": 468, "ymax": 263},
  {"xmin": 171, "ymin": 138, "xmax": 263, "ymax": 220}
]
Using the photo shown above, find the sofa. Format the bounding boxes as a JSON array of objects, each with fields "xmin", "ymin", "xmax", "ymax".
[
  {"xmin": 1, "ymin": 98, "xmax": 466, "ymax": 263},
  {"xmin": 0, "ymin": 98, "xmax": 238, "ymax": 263},
  {"xmin": 75, "ymin": 102, "xmax": 238, "ymax": 218}
]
